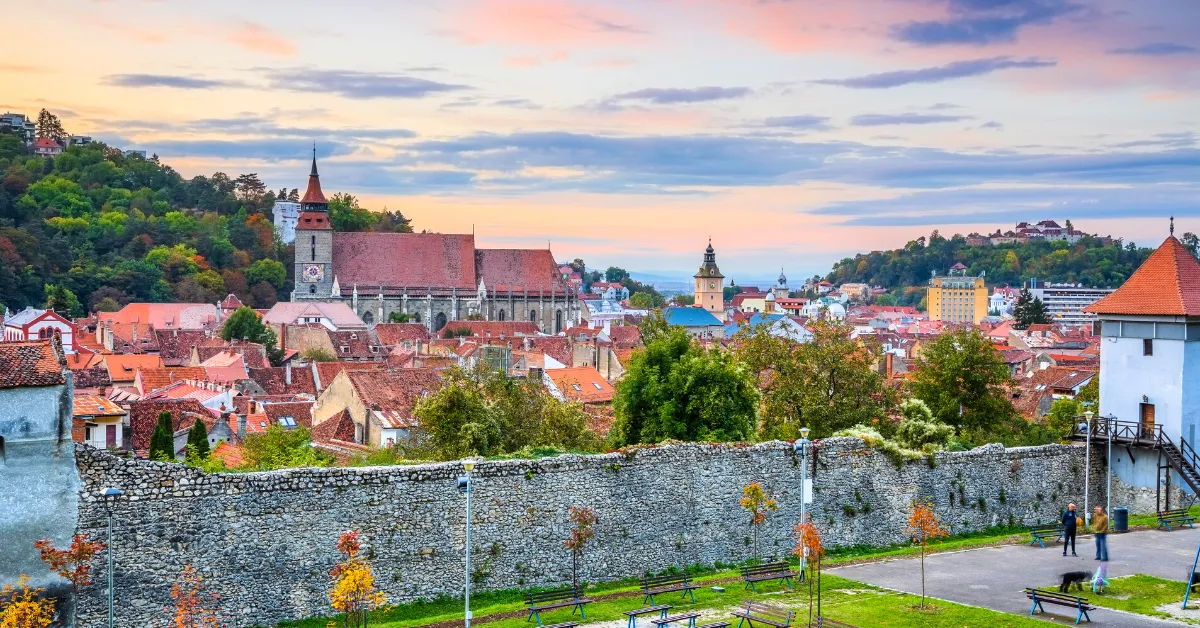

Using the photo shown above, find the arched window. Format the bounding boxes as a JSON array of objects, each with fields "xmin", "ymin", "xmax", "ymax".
[
  {"xmin": 412, "ymin": 313, "xmax": 421, "ymax": 323},
  {"xmin": 555, "ymin": 310, "xmax": 563, "ymax": 334},
  {"xmin": 362, "ymin": 311, "xmax": 374, "ymax": 325},
  {"xmin": 497, "ymin": 309, "xmax": 506, "ymax": 321},
  {"xmin": 529, "ymin": 310, "xmax": 537, "ymax": 323},
  {"xmin": 39, "ymin": 328, "xmax": 52, "ymax": 339},
  {"xmin": 434, "ymin": 312, "xmax": 447, "ymax": 332},
  {"xmin": 309, "ymin": 285, "xmax": 316, "ymax": 295}
]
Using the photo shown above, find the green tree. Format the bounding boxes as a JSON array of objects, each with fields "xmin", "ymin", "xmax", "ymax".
[
  {"xmin": 895, "ymin": 399, "xmax": 954, "ymax": 450},
  {"xmin": 909, "ymin": 328, "xmax": 1019, "ymax": 444},
  {"xmin": 1076, "ymin": 375, "xmax": 1098, "ymax": 408},
  {"xmin": 604, "ymin": 266, "xmax": 630, "ymax": 284},
  {"xmin": 1013, "ymin": 288, "xmax": 1050, "ymax": 329},
  {"xmin": 186, "ymin": 419, "xmax": 210, "ymax": 459},
  {"xmin": 874, "ymin": 293, "xmax": 897, "ymax": 306},
  {"xmin": 245, "ymin": 259, "xmax": 286, "ymax": 289},
  {"xmin": 43, "ymin": 283, "xmax": 82, "ymax": 318},
  {"xmin": 36, "ymin": 108, "xmax": 67, "ymax": 142},
  {"xmin": 241, "ymin": 425, "xmax": 332, "ymax": 470},
  {"xmin": 387, "ymin": 312, "xmax": 412, "ymax": 323},
  {"xmin": 149, "ymin": 412, "xmax": 175, "ymax": 461},
  {"xmin": 629, "ymin": 291, "xmax": 665, "ymax": 308},
  {"xmin": 1046, "ymin": 397, "xmax": 1083, "ymax": 436},
  {"xmin": 733, "ymin": 319, "xmax": 895, "ymax": 439},
  {"xmin": 674, "ymin": 294, "xmax": 695, "ymax": 306},
  {"xmin": 328, "ymin": 192, "xmax": 375, "ymax": 232},
  {"xmin": 612, "ymin": 326, "xmax": 759, "ymax": 445},
  {"xmin": 300, "ymin": 347, "xmax": 338, "ymax": 362},
  {"xmin": 220, "ymin": 306, "xmax": 284, "ymax": 365}
]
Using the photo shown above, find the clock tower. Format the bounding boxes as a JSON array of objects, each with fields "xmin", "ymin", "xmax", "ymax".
[
  {"xmin": 693, "ymin": 239, "xmax": 725, "ymax": 321},
  {"xmin": 292, "ymin": 148, "xmax": 335, "ymax": 301}
]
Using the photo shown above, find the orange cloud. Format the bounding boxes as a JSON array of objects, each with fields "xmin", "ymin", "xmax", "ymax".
[
  {"xmin": 452, "ymin": 0, "xmax": 649, "ymax": 47},
  {"xmin": 226, "ymin": 22, "xmax": 296, "ymax": 57}
]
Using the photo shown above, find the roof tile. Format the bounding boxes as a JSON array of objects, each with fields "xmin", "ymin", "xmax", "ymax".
[{"xmin": 1086, "ymin": 236, "xmax": 1200, "ymax": 316}]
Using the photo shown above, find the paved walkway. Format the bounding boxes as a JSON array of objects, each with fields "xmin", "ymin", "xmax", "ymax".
[{"xmin": 829, "ymin": 527, "xmax": 1200, "ymax": 626}]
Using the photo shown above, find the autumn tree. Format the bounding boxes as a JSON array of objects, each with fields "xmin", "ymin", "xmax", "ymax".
[
  {"xmin": 0, "ymin": 575, "xmax": 55, "ymax": 628},
  {"xmin": 171, "ymin": 565, "xmax": 222, "ymax": 628},
  {"xmin": 905, "ymin": 501, "xmax": 948, "ymax": 609},
  {"xmin": 793, "ymin": 520, "xmax": 825, "ymax": 627},
  {"xmin": 329, "ymin": 531, "xmax": 385, "ymax": 628},
  {"xmin": 563, "ymin": 506, "xmax": 597, "ymax": 589},
  {"xmin": 34, "ymin": 535, "xmax": 105, "ymax": 605},
  {"xmin": 740, "ymin": 482, "xmax": 778, "ymax": 563}
]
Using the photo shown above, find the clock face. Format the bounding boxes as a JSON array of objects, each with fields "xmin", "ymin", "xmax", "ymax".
[
  {"xmin": 302, "ymin": 264, "xmax": 324, "ymax": 283},
  {"xmin": 709, "ymin": 282, "xmax": 715, "ymax": 289}
]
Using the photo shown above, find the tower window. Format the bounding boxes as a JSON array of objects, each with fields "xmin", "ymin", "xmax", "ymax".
[
  {"xmin": 311, "ymin": 247, "xmax": 316, "ymax": 261},
  {"xmin": 309, "ymin": 285, "xmax": 316, "ymax": 295},
  {"xmin": 1144, "ymin": 339, "xmax": 1154, "ymax": 356}
]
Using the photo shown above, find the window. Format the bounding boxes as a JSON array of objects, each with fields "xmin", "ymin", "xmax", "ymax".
[
  {"xmin": 592, "ymin": 382, "xmax": 603, "ymax": 390},
  {"xmin": 1144, "ymin": 338, "xmax": 1154, "ymax": 356},
  {"xmin": 572, "ymin": 384, "xmax": 582, "ymax": 392},
  {"xmin": 529, "ymin": 310, "xmax": 537, "ymax": 322}
]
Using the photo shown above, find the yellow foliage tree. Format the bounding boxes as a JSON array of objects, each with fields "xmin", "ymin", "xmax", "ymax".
[
  {"xmin": 905, "ymin": 501, "xmax": 948, "ymax": 609},
  {"xmin": 0, "ymin": 575, "xmax": 55, "ymax": 628},
  {"xmin": 740, "ymin": 482, "xmax": 778, "ymax": 563},
  {"xmin": 793, "ymin": 519, "xmax": 826, "ymax": 626},
  {"xmin": 329, "ymin": 531, "xmax": 386, "ymax": 628}
]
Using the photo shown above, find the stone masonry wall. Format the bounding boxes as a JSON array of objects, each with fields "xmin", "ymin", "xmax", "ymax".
[{"xmin": 72, "ymin": 439, "xmax": 1093, "ymax": 628}]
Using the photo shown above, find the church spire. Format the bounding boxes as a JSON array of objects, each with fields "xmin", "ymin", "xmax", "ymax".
[{"xmin": 300, "ymin": 143, "xmax": 327, "ymax": 209}]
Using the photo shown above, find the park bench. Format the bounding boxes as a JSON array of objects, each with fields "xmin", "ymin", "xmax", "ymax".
[
  {"xmin": 733, "ymin": 601, "xmax": 795, "ymax": 628},
  {"xmin": 649, "ymin": 611, "xmax": 701, "ymax": 628},
  {"xmin": 740, "ymin": 562, "xmax": 799, "ymax": 592},
  {"xmin": 1157, "ymin": 508, "xmax": 1196, "ymax": 531},
  {"xmin": 1024, "ymin": 588, "xmax": 1095, "ymax": 624},
  {"xmin": 623, "ymin": 605, "xmax": 670, "ymax": 628},
  {"xmin": 525, "ymin": 586, "xmax": 591, "ymax": 626},
  {"xmin": 1028, "ymin": 522, "xmax": 1063, "ymax": 548},
  {"xmin": 815, "ymin": 618, "xmax": 858, "ymax": 628},
  {"xmin": 641, "ymin": 573, "xmax": 699, "ymax": 604}
]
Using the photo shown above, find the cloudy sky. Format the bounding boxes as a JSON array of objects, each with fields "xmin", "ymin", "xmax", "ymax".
[{"xmin": 3, "ymin": 0, "xmax": 1198, "ymax": 281}]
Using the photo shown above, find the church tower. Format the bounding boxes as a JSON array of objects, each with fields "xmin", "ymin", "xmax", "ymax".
[
  {"xmin": 694, "ymin": 240, "xmax": 725, "ymax": 321},
  {"xmin": 292, "ymin": 148, "xmax": 335, "ymax": 301}
]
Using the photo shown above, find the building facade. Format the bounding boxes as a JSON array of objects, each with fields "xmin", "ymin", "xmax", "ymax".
[
  {"xmin": 927, "ymin": 264, "xmax": 988, "ymax": 324},
  {"xmin": 1026, "ymin": 279, "xmax": 1115, "ymax": 327},
  {"xmin": 693, "ymin": 241, "xmax": 725, "ymax": 321},
  {"xmin": 273, "ymin": 200, "xmax": 301, "ymax": 244},
  {"xmin": 4, "ymin": 307, "xmax": 75, "ymax": 354},
  {"xmin": 289, "ymin": 155, "xmax": 579, "ymax": 333}
]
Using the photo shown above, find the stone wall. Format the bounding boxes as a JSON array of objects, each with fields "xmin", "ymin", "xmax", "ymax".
[{"xmin": 69, "ymin": 438, "xmax": 1097, "ymax": 628}]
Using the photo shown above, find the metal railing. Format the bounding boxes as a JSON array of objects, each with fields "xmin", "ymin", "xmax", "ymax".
[{"xmin": 1070, "ymin": 416, "xmax": 1200, "ymax": 484}]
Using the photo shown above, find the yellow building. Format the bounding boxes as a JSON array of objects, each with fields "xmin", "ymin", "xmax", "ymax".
[
  {"xmin": 928, "ymin": 264, "xmax": 988, "ymax": 324},
  {"xmin": 693, "ymin": 240, "xmax": 725, "ymax": 321}
]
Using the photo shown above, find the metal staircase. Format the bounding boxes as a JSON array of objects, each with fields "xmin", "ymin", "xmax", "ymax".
[{"xmin": 1068, "ymin": 418, "xmax": 1200, "ymax": 507}]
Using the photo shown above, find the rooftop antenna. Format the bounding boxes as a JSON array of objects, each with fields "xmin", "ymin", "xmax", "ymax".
[{"xmin": 1171, "ymin": 216, "xmax": 1175, "ymax": 237}]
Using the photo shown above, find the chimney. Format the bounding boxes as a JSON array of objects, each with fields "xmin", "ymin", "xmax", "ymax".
[
  {"xmin": 237, "ymin": 413, "xmax": 246, "ymax": 442},
  {"xmin": 603, "ymin": 319, "xmax": 611, "ymax": 336},
  {"xmin": 285, "ymin": 363, "xmax": 292, "ymax": 386},
  {"xmin": 885, "ymin": 352, "xmax": 894, "ymax": 380}
]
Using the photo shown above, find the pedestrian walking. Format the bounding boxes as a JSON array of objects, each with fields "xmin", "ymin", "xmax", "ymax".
[
  {"xmin": 1093, "ymin": 506, "xmax": 1109, "ymax": 561},
  {"xmin": 1062, "ymin": 503, "xmax": 1079, "ymax": 557}
]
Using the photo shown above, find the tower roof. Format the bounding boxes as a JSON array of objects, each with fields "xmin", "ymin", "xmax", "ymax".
[
  {"xmin": 1084, "ymin": 236, "xmax": 1200, "ymax": 317},
  {"xmin": 300, "ymin": 147, "xmax": 327, "ymax": 206}
]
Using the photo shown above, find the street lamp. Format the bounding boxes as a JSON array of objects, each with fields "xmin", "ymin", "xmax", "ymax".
[
  {"xmin": 101, "ymin": 487, "xmax": 123, "ymax": 628},
  {"xmin": 1083, "ymin": 411, "xmax": 1093, "ymax": 521},
  {"xmin": 795, "ymin": 427, "xmax": 812, "ymax": 526},
  {"xmin": 458, "ymin": 460, "xmax": 476, "ymax": 628}
]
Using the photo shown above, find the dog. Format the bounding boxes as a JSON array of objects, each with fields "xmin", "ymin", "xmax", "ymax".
[
  {"xmin": 1091, "ymin": 564, "xmax": 1110, "ymax": 594},
  {"xmin": 1059, "ymin": 571, "xmax": 1089, "ymax": 593},
  {"xmin": 1190, "ymin": 571, "xmax": 1200, "ymax": 592}
]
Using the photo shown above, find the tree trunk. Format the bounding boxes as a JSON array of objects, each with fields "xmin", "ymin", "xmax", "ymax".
[{"xmin": 920, "ymin": 544, "xmax": 926, "ymax": 608}]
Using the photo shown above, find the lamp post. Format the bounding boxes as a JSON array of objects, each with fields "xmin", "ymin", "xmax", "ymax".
[
  {"xmin": 102, "ymin": 487, "xmax": 123, "ymax": 628},
  {"xmin": 795, "ymin": 427, "xmax": 812, "ymax": 526},
  {"xmin": 458, "ymin": 460, "xmax": 476, "ymax": 628},
  {"xmin": 1107, "ymin": 414, "xmax": 1113, "ymax": 517},
  {"xmin": 1083, "ymin": 411, "xmax": 1093, "ymax": 521}
]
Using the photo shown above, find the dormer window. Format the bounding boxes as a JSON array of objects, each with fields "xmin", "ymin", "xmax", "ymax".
[{"xmin": 340, "ymin": 346, "xmax": 349, "ymax": 353}]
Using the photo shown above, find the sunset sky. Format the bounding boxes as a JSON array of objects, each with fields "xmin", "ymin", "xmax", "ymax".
[{"xmin": 3, "ymin": 0, "xmax": 1198, "ymax": 282}]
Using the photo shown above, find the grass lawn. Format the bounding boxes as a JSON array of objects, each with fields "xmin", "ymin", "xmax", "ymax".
[
  {"xmin": 279, "ymin": 571, "xmax": 1052, "ymax": 628},
  {"xmin": 1037, "ymin": 574, "xmax": 1198, "ymax": 625}
]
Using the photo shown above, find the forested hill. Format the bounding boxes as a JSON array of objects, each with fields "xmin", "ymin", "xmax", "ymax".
[
  {"xmin": 0, "ymin": 122, "xmax": 411, "ymax": 317},
  {"xmin": 825, "ymin": 231, "xmax": 1154, "ymax": 292}
]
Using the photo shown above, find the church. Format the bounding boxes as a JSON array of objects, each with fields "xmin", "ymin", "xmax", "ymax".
[{"xmin": 290, "ymin": 155, "xmax": 580, "ymax": 333}]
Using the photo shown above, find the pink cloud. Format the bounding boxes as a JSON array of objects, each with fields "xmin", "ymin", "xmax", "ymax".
[
  {"xmin": 226, "ymin": 22, "xmax": 296, "ymax": 57},
  {"xmin": 505, "ymin": 50, "xmax": 570, "ymax": 67},
  {"xmin": 451, "ymin": 0, "xmax": 649, "ymax": 47}
]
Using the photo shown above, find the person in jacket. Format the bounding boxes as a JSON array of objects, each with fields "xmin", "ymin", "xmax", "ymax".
[
  {"xmin": 1093, "ymin": 506, "xmax": 1109, "ymax": 561},
  {"xmin": 1062, "ymin": 503, "xmax": 1079, "ymax": 556}
]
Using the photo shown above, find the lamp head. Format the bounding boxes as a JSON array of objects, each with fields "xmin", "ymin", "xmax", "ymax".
[
  {"xmin": 799, "ymin": 427, "xmax": 811, "ymax": 439},
  {"xmin": 1084, "ymin": 411, "xmax": 1094, "ymax": 419},
  {"xmin": 462, "ymin": 459, "xmax": 476, "ymax": 473},
  {"xmin": 102, "ymin": 487, "xmax": 123, "ymax": 500}
]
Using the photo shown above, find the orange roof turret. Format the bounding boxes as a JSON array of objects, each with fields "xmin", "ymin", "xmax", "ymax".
[
  {"xmin": 300, "ymin": 145, "xmax": 327, "ymax": 207},
  {"xmin": 1085, "ymin": 235, "xmax": 1200, "ymax": 317}
]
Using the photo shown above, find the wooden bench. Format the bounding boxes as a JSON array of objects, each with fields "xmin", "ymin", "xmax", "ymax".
[
  {"xmin": 1025, "ymin": 588, "xmax": 1095, "ymax": 624},
  {"xmin": 623, "ymin": 605, "xmax": 670, "ymax": 628},
  {"xmin": 1157, "ymin": 508, "xmax": 1196, "ymax": 531},
  {"xmin": 740, "ymin": 562, "xmax": 800, "ymax": 592},
  {"xmin": 641, "ymin": 573, "xmax": 698, "ymax": 604},
  {"xmin": 649, "ymin": 611, "xmax": 701, "ymax": 628},
  {"xmin": 816, "ymin": 618, "xmax": 858, "ymax": 628},
  {"xmin": 525, "ymin": 586, "xmax": 591, "ymax": 626},
  {"xmin": 733, "ymin": 601, "xmax": 794, "ymax": 628},
  {"xmin": 1028, "ymin": 522, "xmax": 1063, "ymax": 548}
]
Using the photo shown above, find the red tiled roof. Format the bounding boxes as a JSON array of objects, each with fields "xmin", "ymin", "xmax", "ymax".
[
  {"xmin": 0, "ymin": 340, "xmax": 67, "ymax": 388},
  {"xmin": 1085, "ymin": 236, "xmax": 1200, "ymax": 316},
  {"xmin": 220, "ymin": 294, "xmax": 244, "ymax": 310},
  {"xmin": 373, "ymin": 323, "xmax": 431, "ymax": 345},
  {"xmin": 442, "ymin": 321, "xmax": 540, "ymax": 338},
  {"xmin": 315, "ymin": 360, "xmax": 382, "ymax": 390},
  {"xmin": 526, "ymin": 336, "xmax": 571, "ymax": 365},
  {"xmin": 73, "ymin": 394, "xmax": 125, "ymax": 417},
  {"xmin": 608, "ymin": 325, "xmax": 641, "ymax": 349},
  {"xmin": 34, "ymin": 137, "xmax": 60, "ymax": 149},
  {"xmin": 262, "ymin": 401, "xmax": 314, "ymax": 429},
  {"xmin": 128, "ymin": 399, "xmax": 214, "ymax": 451},
  {"xmin": 195, "ymin": 342, "xmax": 269, "ymax": 370},
  {"xmin": 137, "ymin": 367, "xmax": 206, "ymax": 394},
  {"xmin": 210, "ymin": 441, "xmax": 245, "ymax": 467},
  {"xmin": 332, "ymin": 233, "xmax": 477, "ymax": 289},
  {"xmin": 346, "ymin": 368, "xmax": 440, "ymax": 412},
  {"xmin": 300, "ymin": 161, "xmax": 326, "ymax": 204},
  {"xmin": 327, "ymin": 329, "xmax": 384, "ymax": 360},
  {"xmin": 312, "ymin": 408, "xmax": 356, "ymax": 444},
  {"xmin": 247, "ymin": 366, "xmax": 317, "ymax": 396},
  {"xmin": 548, "ymin": 367, "xmax": 614, "ymax": 404},
  {"xmin": 152, "ymin": 329, "xmax": 208, "ymax": 366},
  {"xmin": 477, "ymin": 249, "xmax": 570, "ymax": 293},
  {"xmin": 101, "ymin": 354, "xmax": 164, "ymax": 383}
]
